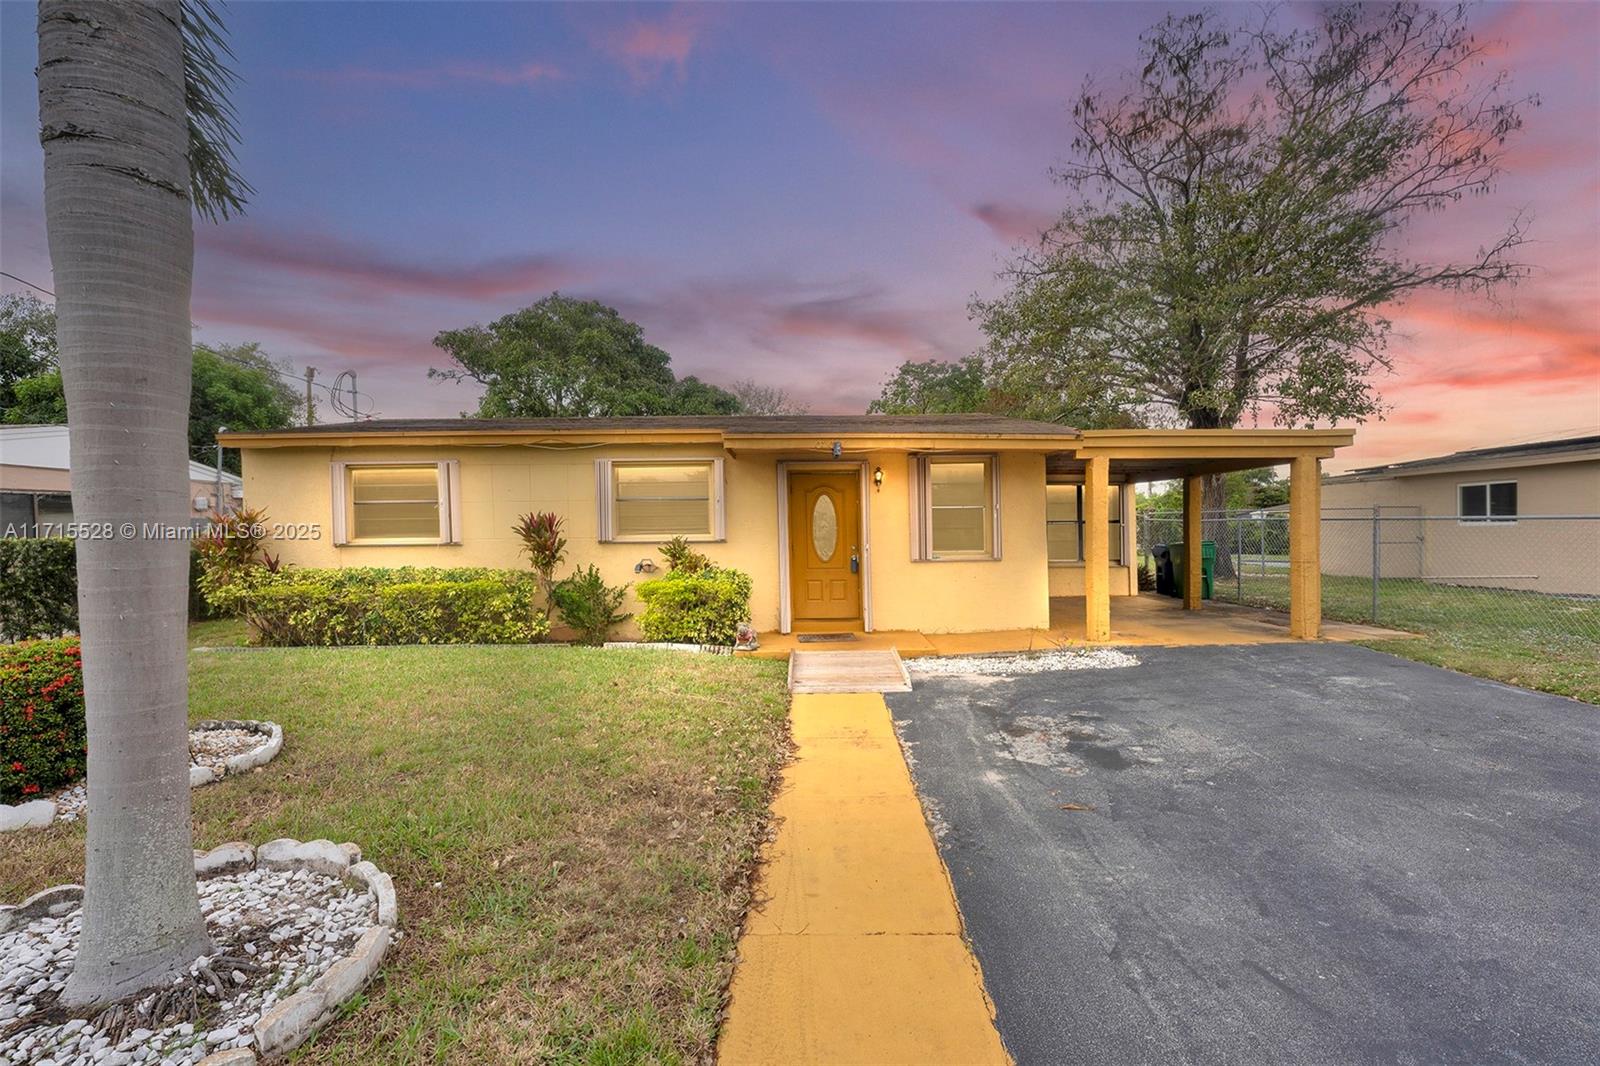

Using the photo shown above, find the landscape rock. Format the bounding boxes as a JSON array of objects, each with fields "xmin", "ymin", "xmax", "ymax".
[
  {"xmin": 256, "ymin": 838, "xmax": 351, "ymax": 877},
  {"xmin": 194, "ymin": 842, "xmax": 256, "ymax": 879},
  {"xmin": 0, "ymin": 800, "xmax": 57, "ymax": 832}
]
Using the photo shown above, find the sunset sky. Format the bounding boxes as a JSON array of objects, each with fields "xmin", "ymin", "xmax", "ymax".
[{"xmin": 2, "ymin": 1, "xmax": 1595, "ymax": 472}]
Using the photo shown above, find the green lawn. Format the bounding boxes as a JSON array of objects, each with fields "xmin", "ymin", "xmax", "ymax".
[
  {"xmin": 1, "ymin": 642, "xmax": 791, "ymax": 1064},
  {"xmin": 1221, "ymin": 573, "xmax": 1600, "ymax": 703}
]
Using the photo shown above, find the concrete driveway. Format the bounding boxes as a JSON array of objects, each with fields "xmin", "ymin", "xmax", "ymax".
[{"xmin": 889, "ymin": 644, "xmax": 1600, "ymax": 1065}]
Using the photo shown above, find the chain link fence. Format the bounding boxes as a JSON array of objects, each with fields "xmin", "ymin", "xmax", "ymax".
[{"xmin": 1137, "ymin": 508, "xmax": 1600, "ymax": 646}]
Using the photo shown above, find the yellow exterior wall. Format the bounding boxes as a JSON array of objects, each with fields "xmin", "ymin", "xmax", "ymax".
[
  {"xmin": 1320, "ymin": 458, "xmax": 1600, "ymax": 596},
  {"xmin": 242, "ymin": 443, "xmax": 1055, "ymax": 635},
  {"xmin": 861, "ymin": 450, "xmax": 1050, "ymax": 633}
]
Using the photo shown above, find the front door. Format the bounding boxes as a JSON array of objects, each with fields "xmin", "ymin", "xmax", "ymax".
[{"xmin": 788, "ymin": 470, "xmax": 861, "ymax": 625}]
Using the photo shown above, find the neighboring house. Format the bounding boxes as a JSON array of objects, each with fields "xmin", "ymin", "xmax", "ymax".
[
  {"xmin": 0, "ymin": 423, "xmax": 243, "ymax": 537},
  {"xmin": 221, "ymin": 416, "xmax": 1354, "ymax": 638},
  {"xmin": 1322, "ymin": 434, "xmax": 1600, "ymax": 596}
]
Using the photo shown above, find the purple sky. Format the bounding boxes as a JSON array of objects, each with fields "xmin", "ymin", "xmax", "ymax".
[{"xmin": 2, "ymin": 1, "xmax": 1596, "ymax": 471}]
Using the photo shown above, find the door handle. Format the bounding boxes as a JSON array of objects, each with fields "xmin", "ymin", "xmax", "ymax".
[{"xmin": 850, "ymin": 548, "xmax": 860, "ymax": 574}]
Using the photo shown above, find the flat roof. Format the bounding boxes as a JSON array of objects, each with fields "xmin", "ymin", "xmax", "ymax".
[{"xmin": 1330, "ymin": 433, "xmax": 1600, "ymax": 481}]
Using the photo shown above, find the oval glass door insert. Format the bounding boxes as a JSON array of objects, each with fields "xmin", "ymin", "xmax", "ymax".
[{"xmin": 811, "ymin": 494, "xmax": 838, "ymax": 561}]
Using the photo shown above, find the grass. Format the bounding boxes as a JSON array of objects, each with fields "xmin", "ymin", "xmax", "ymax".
[
  {"xmin": 1220, "ymin": 572, "xmax": 1600, "ymax": 703},
  {"xmin": 0, "ymin": 641, "xmax": 791, "ymax": 1064}
]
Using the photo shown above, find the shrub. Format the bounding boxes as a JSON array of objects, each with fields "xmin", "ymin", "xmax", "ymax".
[
  {"xmin": 0, "ymin": 537, "xmax": 78, "ymax": 641},
  {"xmin": 512, "ymin": 511, "xmax": 567, "ymax": 601},
  {"xmin": 658, "ymin": 536, "xmax": 711, "ymax": 574},
  {"xmin": 552, "ymin": 565, "xmax": 631, "ymax": 646},
  {"xmin": 637, "ymin": 566, "xmax": 753, "ymax": 646},
  {"xmin": 0, "ymin": 637, "xmax": 86, "ymax": 803},
  {"xmin": 208, "ymin": 567, "xmax": 550, "ymax": 646}
]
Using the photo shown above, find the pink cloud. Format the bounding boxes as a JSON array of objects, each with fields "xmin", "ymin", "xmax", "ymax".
[
  {"xmin": 593, "ymin": 5, "xmax": 707, "ymax": 86},
  {"xmin": 197, "ymin": 226, "xmax": 592, "ymax": 303},
  {"xmin": 969, "ymin": 201, "xmax": 1057, "ymax": 245},
  {"xmin": 291, "ymin": 61, "xmax": 563, "ymax": 90}
]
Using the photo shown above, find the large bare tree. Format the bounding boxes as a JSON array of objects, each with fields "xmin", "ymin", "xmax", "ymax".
[
  {"xmin": 976, "ymin": 3, "xmax": 1532, "ymax": 539},
  {"xmin": 38, "ymin": 0, "xmax": 249, "ymax": 1008}
]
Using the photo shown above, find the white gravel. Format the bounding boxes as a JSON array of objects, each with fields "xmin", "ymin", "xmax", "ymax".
[
  {"xmin": 908, "ymin": 647, "xmax": 1141, "ymax": 677},
  {"xmin": 0, "ymin": 868, "xmax": 375, "ymax": 1065},
  {"xmin": 50, "ymin": 727, "xmax": 274, "ymax": 825}
]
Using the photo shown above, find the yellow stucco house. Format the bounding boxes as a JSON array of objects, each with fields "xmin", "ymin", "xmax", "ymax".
[{"xmin": 220, "ymin": 415, "xmax": 1354, "ymax": 641}]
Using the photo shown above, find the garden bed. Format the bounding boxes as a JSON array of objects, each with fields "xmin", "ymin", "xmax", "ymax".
[
  {"xmin": 0, "ymin": 838, "xmax": 397, "ymax": 1064},
  {"xmin": 2, "ymin": 722, "xmax": 282, "ymax": 833}
]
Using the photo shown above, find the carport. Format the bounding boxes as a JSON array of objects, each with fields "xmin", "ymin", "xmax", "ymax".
[{"xmin": 1053, "ymin": 429, "xmax": 1355, "ymax": 642}]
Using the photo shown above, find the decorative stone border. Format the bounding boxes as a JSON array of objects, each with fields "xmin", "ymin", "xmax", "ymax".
[
  {"xmin": 0, "ymin": 720, "xmax": 283, "ymax": 833},
  {"xmin": 189, "ymin": 720, "xmax": 285, "ymax": 788},
  {"xmin": 602, "ymin": 641, "xmax": 734, "ymax": 655},
  {"xmin": 0, "ymin": 837, "xmax": 398, "ymax": 1064}
]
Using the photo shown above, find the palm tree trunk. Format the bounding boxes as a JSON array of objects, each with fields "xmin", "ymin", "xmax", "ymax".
[{"xmin": 39, "ymin": 0, "xmax": 212, "ymax": 1008}]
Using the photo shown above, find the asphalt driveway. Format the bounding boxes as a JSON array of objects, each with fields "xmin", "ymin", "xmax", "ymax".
[{"xmin": 889, "ymin": 644, "xmax": 1600, "ymax": 1065}]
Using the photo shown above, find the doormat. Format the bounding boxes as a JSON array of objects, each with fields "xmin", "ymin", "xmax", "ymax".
[{"xmin": 797, "ymin": 632, "xmax": 857, "ymax": 643}]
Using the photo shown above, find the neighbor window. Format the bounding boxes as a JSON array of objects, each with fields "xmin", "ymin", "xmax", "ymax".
[
  {"xmin": 331, "ymin": 461, "xmax": 460, "ymax": 544},
  {"xmin": 1459, "ymin": 481, "xmax": 1517, "ymax": 523},
  {"xmin": 912, "ymin": 455, "xmax": 998, "ymax": 560},
  {"xmin": 597, "ymin": 459, "xmax": 724, "ymax": 541},
  {"xmin": 1046, "ymin": 483, "xmax": 1123, "ymax": 564}
]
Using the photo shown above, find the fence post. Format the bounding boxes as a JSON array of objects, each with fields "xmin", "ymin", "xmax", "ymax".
[
  {"xmin": 1236, "ymin": 513, "xmax": 1244, "ymax": 602},
  {"xmin": 1370, "ymin": 505, "xmax": 1381, "ymax": 625},
  {"xmin": 1259, "ymin": 511, "xmax": 1267, "ymax": 577}
]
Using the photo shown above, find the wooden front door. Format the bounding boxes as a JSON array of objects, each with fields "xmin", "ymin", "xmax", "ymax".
[{"xmin": 788, "ymin": 470, "xmax": 861, "ymax": 625}]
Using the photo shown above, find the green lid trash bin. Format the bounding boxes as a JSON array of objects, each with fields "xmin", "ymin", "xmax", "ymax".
[{"xmin": 1169, "ymin": 541, "xmax": 1216, "ymax": 601}]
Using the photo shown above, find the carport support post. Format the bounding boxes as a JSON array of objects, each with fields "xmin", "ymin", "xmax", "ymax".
[
  {"xmin": 1289, "ymin": 455, "xmax": 1322, "ymax": 639},
  {"xmin": 1182, "ymin": 474, "xmax": 1204, "ymax": 610},
  {"xmin": 1083, "ymin": 455, "xmax": 1111, "ymax": 641}
]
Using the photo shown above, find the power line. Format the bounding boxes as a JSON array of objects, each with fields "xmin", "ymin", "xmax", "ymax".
[{"xmin": 2, "ymin": 270, "xmax": 376, "ymax": 419}]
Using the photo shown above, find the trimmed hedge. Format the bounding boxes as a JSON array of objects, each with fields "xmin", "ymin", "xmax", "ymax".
[
  {"xmin": 0, "ymin": 537, "xmax": 77, "ymax": 641},
  {"xmin": 0, "ymin": 637, "xmax": 86, "ymax": 803},
  {"xmin": 0, "ymin": 538, "xmax": 218, "ymax": 638},
  {"xmin": 637, "ymin": 567, "xmax": 753, "ymax": 646},
  {"xmin": 206, "ymin": 567, "xmax": 551, "ymax": 646}
]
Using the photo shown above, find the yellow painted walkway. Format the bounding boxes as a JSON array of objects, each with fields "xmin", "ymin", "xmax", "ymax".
[{"xmin": 719, "ymin": 693, "xmax": 1010, "ymax": 1066}]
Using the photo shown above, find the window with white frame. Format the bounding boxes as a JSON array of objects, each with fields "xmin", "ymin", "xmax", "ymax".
[
  {"xmin": 597, "ymin": 458, "xmax": 724, "ymax": 541},
  {"xmin": 1045, "ymin": 483, "xmax": 1123, "ymax": 563},
  {"xmin": 911, "ymin": 454, "xmax": 999, "ymax": 560},
  {"xmin": 1459, "ymin": 480, "xmax": 1517, "ymax": 522},
  {"xmin": 331, "ymin": 461, "xmax": 460, "ymax": 544}
]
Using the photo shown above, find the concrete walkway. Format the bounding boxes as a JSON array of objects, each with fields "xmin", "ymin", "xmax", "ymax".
[{"xmin": 718, "ymin": 692, "xmax": 1010, "ymax": 1065}]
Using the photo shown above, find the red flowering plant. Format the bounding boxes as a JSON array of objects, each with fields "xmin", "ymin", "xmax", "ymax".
[{"xmin": 0, "ymin": 637, "xmax": 86, "ymax": 803}]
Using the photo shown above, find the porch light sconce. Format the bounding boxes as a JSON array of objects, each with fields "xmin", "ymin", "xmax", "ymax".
[
  {"xmin": 633, "ymin": 558, "xmax": 657, "ymax": 574},
  {"xmin": 873, "ymin": 466, "xmax": 884, "ymax": 491},
  {"xmin": 831, "ymin": 440, "xmax": 843, "ymax": 459}
]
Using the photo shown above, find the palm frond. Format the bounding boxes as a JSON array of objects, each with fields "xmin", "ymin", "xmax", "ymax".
[{"xmin": 182, "ymin": 0, "xmax": 252, "ymax": 221}]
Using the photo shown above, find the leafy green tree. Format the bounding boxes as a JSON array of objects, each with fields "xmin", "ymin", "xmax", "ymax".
[
  {"xmin": 190, "ymin": 342, "xmax": 300, "ymax": 471},
  {"xmin": 0, "ymin": 292, "xmax": 58, "ymax": 417},
  {"xmin": 431, "ymin": 293, "xmax": 740, "ymax": 417},
  {"xmin": 868, "ymin": 357, "xmax": 990, "ymax": 415},
  {"xmin": 868, "ymin": 354, "xmax": 1137, "ymax": 427},
  {"xmin": 4, "ymin": 342, "xmax": 298, "ymax": 472},
  {"xmin": 976, "ymin": 2, "xmax": 1531, "ymax": 513},
  {"xmin": 665, "ymin": 375, "xmax": 743, "ymax": 415},
  {"xmin": 4, "ymin": 368, "xmax": 67, "ymax": 424}
]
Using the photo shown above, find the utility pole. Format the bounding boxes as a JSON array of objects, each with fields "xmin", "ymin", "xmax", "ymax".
[
  {"xmin": 214, "ymin": 426, "xmax": 228, "ymax": 517},
  {"xmin": 304, "ymin": 366, "xmax": 317, "ymax": 426}
]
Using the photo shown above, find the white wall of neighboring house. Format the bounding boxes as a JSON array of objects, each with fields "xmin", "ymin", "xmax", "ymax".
[
  {"xmin": 1321, "ymin": 447, "xmax": 1600, "ymax": 597},
  {"xmin": 0, "ymin": 424, "xmax": 243, "ymax": 536}
]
